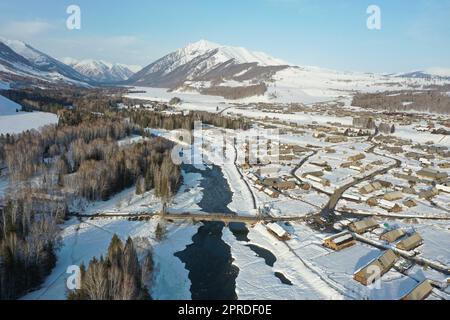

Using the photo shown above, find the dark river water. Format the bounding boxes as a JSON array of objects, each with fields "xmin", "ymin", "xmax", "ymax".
[
  {"xmin": 175, "ymin": 164, "xmax": 239, "ymax": 300},
  {"xmin": 175, "ymin": 164, "xmax": 291, "ymax": 300}
]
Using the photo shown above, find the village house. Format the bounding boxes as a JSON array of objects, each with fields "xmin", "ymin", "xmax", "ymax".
[
  {"xmin": 302, "ymin": 171, "xmax": 324, "ymax": 178},
  {"xmin": 353, "ymin": 116, "xmax": 376, "ymax": 130},
  {"xmin": 263, "ymin": 187, "xmax": 280, "ymax": 198},
  {"xmin": 403, "ymin": 199, "xmax": 417, "ymax": 208},
  {"xmin": 247, "ymin": 172, "xmax": 259, "ymax": 182},
  {"xmin": 349, "ymin": 165, "xmax": 365, "ymax": 173},
  {"xmin": 418, "ymin": 188, "xmax": 439, "ymax": 200},
  {"xmin": 383, "ymin": 191, "xmax": 403, "ymax": 201},
  {"xmin": 359, "ymin": 184, "xmax": 375, "ymax": 195},
  {"xmin": 323, "ymin": 231, "xmax": 356, "ymax": 251},
  {"xmin": 348, "ymin": 217, "xmax": 379, "ymax": 234},
  {"xmin": 310, "ymin": 160, "xmax": 330, "ymax": 169},
  {"xmin": 313, "ymin": 132, "xmax": 326, "ymax": 139},
  {"xmin": 417, "ymin": 168, "xmax": 448, "ymax": 182},
  {"xmin": 241, "ymin": 162, "xmax": 251, "ymax": 170},
  {"xmin": 372, "ymin": 181, "xmax": 383, "ymax": 190},
  {"xmin": 382, "ymin": 146, "xmax": 403, "ymax": 154},
  {"xmin": 304, "ymin": 174, "xmax": 331, "ymax": 187},
  {"xmin": 325, "ymin": 135, "xmax": 348, "ymax": 143},
  {"xmin": 348, "ymin": 153, "xmax": 366, "ymax": 162},
  {"xmin": 380, "ymin": 228, "xmax": 406, "ymax": 243},
  {"xmin": 378, "ymin": 199, "xmax": 400, "ymax": 212},
  {"xmin": 402, "ymin": 187, "xmax": 416, "ymax": 195},
  {"xmin": 274, "ymin": 181, "xmax": 297, "ymax": 191},
  {"xmin": 300, "ymin": 183, "xmax": 311, "ymax": 190},
  {"xmin": 378, "ymin": 122, "xmax": 396, "ymax": 134},
  {"xmin": 394, "ymin": 173, "xmax": 420, "ymax": 184},
  {"xmin": 401, "ymin": 280, "xmax": 433, "ymax": 300},
  {"xmin": 341, "ymin": 161, "xmax": 355, "ymax": 168},
  {"xmin": 405, "ymin": 151, "xmax": 428, "ymax": 161},
  {"xmin": 353, "ymin": 250, "xmax": 398, "ymax": 286},
  {"xmin": 396, "ymin": 233, "xmax": 423, "ymax": 251},
  {"xmin": 366, "ymin": 197, "xmax": 378, "ymax": 206},
  {"xmin": 375, "ymin": 180, "xmax": 393, "ymax": 189},
  {"xmin": 260, "ymin": 178, "xmax": 296, "ymax": 191}
]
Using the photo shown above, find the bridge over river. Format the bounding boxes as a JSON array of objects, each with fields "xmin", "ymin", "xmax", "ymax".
[{"xmin": 68, "ymin": 211, "xmax": 312, "ymax": 224}]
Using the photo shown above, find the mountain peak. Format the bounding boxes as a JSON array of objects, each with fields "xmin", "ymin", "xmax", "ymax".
[
  {"xmin": 184, "ymin": 39, "xmax": 221, "ymax": 52},
  {"xmin": 59, "ymin": 58, "xmax": 137, "ymax": 82}
]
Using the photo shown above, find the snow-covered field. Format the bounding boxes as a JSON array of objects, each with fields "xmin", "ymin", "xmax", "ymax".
[
  {"xmin": 0, "ymin": 111, "xmax": 58, "ymax": 135},
  {"xmin": 0, "ymin": 95, "xmax": 58, "ymax": 134},
  {"xmin": 22, "ymin": 217, "xmax": 198, "ymax": 300}
]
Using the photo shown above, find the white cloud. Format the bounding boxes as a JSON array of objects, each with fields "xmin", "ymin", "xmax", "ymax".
[{"xmin": 1, "ymin": 20, "xmax": 53, "ymax": 39}]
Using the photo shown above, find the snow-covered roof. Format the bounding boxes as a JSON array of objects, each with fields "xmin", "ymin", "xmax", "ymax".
[{"xmin": 266, "ymin": 223, "xmax": 288, "ymax": 238}]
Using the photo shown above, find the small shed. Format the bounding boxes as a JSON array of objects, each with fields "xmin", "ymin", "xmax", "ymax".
[
  {"xmin": 396, "ymin": 233, "xmax": 423, "ymax": 251},
  {"xmin": 266, "ymin": 223, "xmax": 290, "ymax": 241},
  {"xmin": 401, "ymin": 280, "xmax": 433, "ymax": 300}
]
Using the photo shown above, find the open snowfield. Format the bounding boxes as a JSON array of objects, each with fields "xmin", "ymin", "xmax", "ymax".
[
  {"xmin": 22, "ymin": 217, "xmax": 198, "ymax": 300},
  {"xmin": 21, "ymin": 163, "xmax": 209, "ymax": 300},
  {"xmin": 223, "ymin": 225, "xmax": 343, "ymax": 300},
  {"xmin": 0, "ymin": 112, "xmax": 58, "ymax": 135}
]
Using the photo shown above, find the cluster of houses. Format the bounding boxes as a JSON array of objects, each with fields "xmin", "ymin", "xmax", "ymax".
[
  {"xmin": 352, "ymin": 247, "xmax": 433, "ymax": 299},
  {"xmin": 246, "ymin": 170, "xmax": 299, "ymax": 199},
  {"xmin": 322, "ymin": 217, "xmax": 433, "ymax": 300},
  {"xmin": 349, "ymin": 165, "xmax": 450, "ymax": 212}
]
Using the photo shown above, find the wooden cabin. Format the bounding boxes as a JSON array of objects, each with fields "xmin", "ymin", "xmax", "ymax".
[
  {"xmin": 323, "ymin": 231, "xmax": 356, "ymax": 251},
  {"xmin": 380, "ymin": 228, "xmax": 405, "ymax": 243},
  {"xmin": 348, "ymin": 217, "xmax": 379, "ymax": 234},
  {"xmin": 401, "ymin": 280, "xmax": 433, "ymax": 300},
  {"xmin": 353, "ymin": 250, "xmax": 398, "ymax": 286},
  {"xmin": 396, "ymin": 233, "xmax": 423, "ymax": 251}
]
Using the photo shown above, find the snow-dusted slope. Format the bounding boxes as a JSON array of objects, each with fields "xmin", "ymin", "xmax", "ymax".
[
  {"xmin": 129, "ymin": 39, "xmax": 450, "ymax": 101},
  {"xmin": 397, "ymin": 68, "xmax": 450, "ymax": 81},
  {"xmin": 62, "ymin": 58, "xmax": 140, "ymax": 82},
  {"xmin": 128, "ymin": 39, "xmax": 288, "ymax": 88},
  {"xmin": 0, "ymin": 37, "xmax": 91, "ymax": 85}
]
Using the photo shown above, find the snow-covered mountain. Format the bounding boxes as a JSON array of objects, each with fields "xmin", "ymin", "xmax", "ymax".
[
  {"xmin": 0, "ymin": 37, "xmax": 92, "ymax": 86},
  {"xmin": 398, "ymin": 68, "xmax": 450, "ymax": 81},
  {"xmin": 128, "ymin": 39, "xmax": 450, "ymax": 101},
  {"xmin": 62, "ymin": 58, "xmax": 140, "ymax": 83},
  {"xmin": 128, "ymin": 39, "xmax": 289, "ymax": 88}
]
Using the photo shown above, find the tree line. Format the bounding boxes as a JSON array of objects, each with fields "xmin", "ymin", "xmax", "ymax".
[
  {"xmin": 127, "ymin": 109, "xmax": 250, "ymax": 131},
  {"xmin": 352, "ymin": 90, "xmax": 450, "ymax": 114},
  {"xmin": 0, "ymin": 193, "xmax": 67, "ymax": 299}
]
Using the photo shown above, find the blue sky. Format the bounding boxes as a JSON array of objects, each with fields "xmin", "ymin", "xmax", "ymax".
[{"xmin": 1, "ymin": 0, "xmax": 449, "ymax": 72}]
